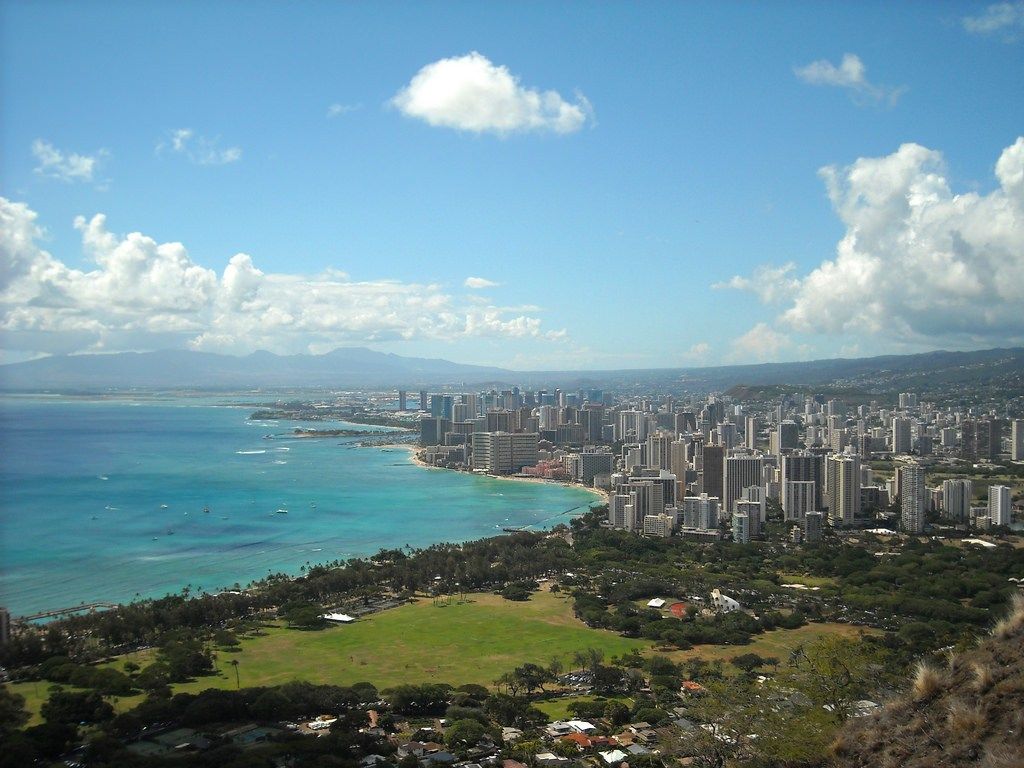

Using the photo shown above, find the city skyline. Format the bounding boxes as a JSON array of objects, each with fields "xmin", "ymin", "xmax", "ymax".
[{"xmin": 2, "ymin": 2, "xmax": 1023, "ymax": 369}]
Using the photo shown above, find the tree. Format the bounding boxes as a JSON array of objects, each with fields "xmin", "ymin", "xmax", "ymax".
[
  {"xmin": 512, "ymin": 663, "xmax": 551, "ymax": 695},
  {"xmin": 281, "ymin": 602, "xmax": 325, "ymax": 630},
  {"xmin": 548, "ymin": 656, "xmax": 564, "ymax": 679},
  {"xmin": 214, "ymin": 629, "xmax": 240, "ymax": 648},
  {"xmin": 604, "ymin": 700, "xmax": 630, "ymax": 726},
  {"xmin": 444, "ymin": 718, "xmax": 487, "ymax": 747},
  {"xmin": 229, "ymin": 659, "xmax": 240, "ymax": 689},
  {"xmin": 40, "ymin": 690, "xmax": 113, "ymax": 725},
  {"xmin": 781, "ymin": 635, "xmax": 884, "ymax": 725},
  {"xmin": 0, "ymin": 686, "xmax": 30, "ymax": 734}
]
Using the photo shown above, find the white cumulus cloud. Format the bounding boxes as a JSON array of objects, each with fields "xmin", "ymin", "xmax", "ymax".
[
  {"xmin": 794, "ymin": 53, "xmax": 905, "ymax": 105},
  {"xmin": 391, "ymin": 51, "xmax": 592, "ymax": 135},
  {"xmin": 717, "ymin": 137, "xmax": 1024, "ymax": 350},
  {"xmin": 464, "ymin": 276, "xmax": 500, "ymax": 289},
  {"xmin": 713, "ymin": 263, "xmax": 800, "ymax": 304},
  {"xmin": 0, "ymin": 199, "xmax": 564, "ymax": 357},
  {"xmin": 730, "ymin": 323, "xmax": 791, "ymax": 362},
  {"xmin": 159, "ymin": 128, "xmax": 242, "ymax": 165},
  {"xmin": 962, "ymin": 2, "xmax": 1024, "ymax": 40},
  {"xmin": 31, "ymin": 139, "xmax": 106, "ymax": 183}
]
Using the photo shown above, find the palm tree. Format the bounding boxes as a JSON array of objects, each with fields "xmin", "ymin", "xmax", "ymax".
[{"xmin": 229, "ymin": 659, "xmax": 240, "ymax": 689}]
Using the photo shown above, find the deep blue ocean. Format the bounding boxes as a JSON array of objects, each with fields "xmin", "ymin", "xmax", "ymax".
[{"xmin": 0, "ymin": 395, "xmax": 599, "ymax": 617}]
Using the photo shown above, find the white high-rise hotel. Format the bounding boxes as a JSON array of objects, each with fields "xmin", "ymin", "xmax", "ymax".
[{"xmin": 989, "ymin": 485, "xmax": 1011, "ymax": 527}]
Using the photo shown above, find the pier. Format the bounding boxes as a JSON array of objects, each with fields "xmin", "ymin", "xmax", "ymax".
[{"xmin": 22, "ymin": 602, "xmax": 119, "ymax": 622}]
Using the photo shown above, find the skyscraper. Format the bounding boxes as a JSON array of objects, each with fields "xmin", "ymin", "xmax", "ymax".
[
  {"xmin": 724, "ymin": 454, "xmax": 763, "ymax": 513},
  {"xmin": 471, "ymin": 432, "xmax": 538, "ymax": 474},
  {"xmin": 681, "ymin": 493, "xmax": 720, "ymax": 530},
  {"xmin": 899, "ymin": 461, "xmax": 926, "ymax": 534},
  {"xmin": 783, "ymin": 480, "xmax": 816, "ymax": 521},
  {"xmin": 804, "ymin": 511, "xmax": 823, "ymax": 543},
  {"xmin": 744, "ymin": 416, "xmax": 758, "ymax": 450},
  {"xmin": 892, "ymin": 417, "xmax": 913, "ymax": 454},
  {"xmin": 942, "ymin": 478, "xmax": 973, "ymax": 522},
  {"xmin": 732, "ymin": 512, "xmax": 751, "ymax": 544},
  {"xmin": 398, "ymin": 390, "xmax": 407, "ymax": 411},
  {"xmin": 770, "ymin": 420, "xmax": 800, "ymax": 455},
  {"xmin": 701, "ymin": 444, "xmax": 725, "ymax": 500},
  {"xmin": 781, "ymin": 452, "xmax": 824, "ymax": 510},
  {"xmin": 825, "ymin": 453, "xmax": 861, "ymax": 527},
  {"xmin": 989, "ymin": 485, "xmax": 1011, "ymax": 527},
  {"xmin": 1012, "ymin": 419, "xmax": 1024, "ymax": 461}
]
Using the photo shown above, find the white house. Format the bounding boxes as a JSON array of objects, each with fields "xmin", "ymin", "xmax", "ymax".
[{"xmin": 710, "ymin": 588, "xmax": 740, "ymax": 613}]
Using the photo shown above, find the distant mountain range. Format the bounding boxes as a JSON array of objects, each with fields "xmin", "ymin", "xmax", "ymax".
[
  {"xmin": 0, "ymin": 348, "xmax": 515, "ymax": 390},
  {"xmin": 1, "ymin": 345, "xmax": 1022, "ymax": 395}
]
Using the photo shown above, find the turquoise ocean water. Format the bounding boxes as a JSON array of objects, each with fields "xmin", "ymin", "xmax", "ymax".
[{"xmin": 0, "ymin": 396, "xmax": 599, "ymax": 617}]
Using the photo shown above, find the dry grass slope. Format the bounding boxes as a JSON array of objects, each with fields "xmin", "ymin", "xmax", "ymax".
[{"xmin": 832, "ymin": 594, "xmax": 1024, "ymax": 768}]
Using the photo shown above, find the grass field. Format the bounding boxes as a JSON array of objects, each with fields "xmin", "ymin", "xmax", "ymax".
[
  {"xmin": 662, "ymin": 621, "xmax": 876, "ymax": 665},
  {"xmin": 776, "ymin": 573, "xmax": 840, "ymax": 588},
  {"xmin": 533, "ymin": 694, "xmax": 613, "ymax": 721},
  {"xmin": 6, "ymin": 589, "xmax": 873, "ymax": 726}
]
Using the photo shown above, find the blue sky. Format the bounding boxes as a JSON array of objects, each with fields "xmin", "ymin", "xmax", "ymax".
[{"xmin": 1, "ymin": 1, "xmax": 1022, "ymax": 369}]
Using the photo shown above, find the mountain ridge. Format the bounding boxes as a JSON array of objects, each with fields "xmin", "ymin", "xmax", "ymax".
[{"xmin": 0, "ymin": 345, "xmax": 1022, "ymax": 392}]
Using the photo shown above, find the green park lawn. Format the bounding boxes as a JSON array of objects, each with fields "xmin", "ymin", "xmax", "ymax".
[{"xmin": 7, "ymin": 588, "xmax": 873, "ymax": 725}]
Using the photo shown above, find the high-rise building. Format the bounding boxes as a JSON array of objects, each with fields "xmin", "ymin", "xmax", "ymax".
[
  {"xmin": 646, "ymin": 432, "xmax": 674, "ymax": 471},
  {"xmin": 732, "ymin": 512, "xmax": 751, "ymax": 544},
  {"xmin": 989, "ymin": 485, "xmax": 1011, "ymax": 527},
  {"xmin": 643, "ymin": 513, "xmax": 675, "ymax": 538},
  {"xmin": 781, "ymin": 452, "xmax": 824, "ymax": 510},
  {"xmin": 979, "ymin": 419, "xmax": 1005, "ymax": 461},
  {"xmin": 1012, "ymin": 419, "xmax": 1024, "ymax": 461},
  {"xmin": 804, "ymin": 511, "xmax": 823, "ymax": 543},
  {"xmin": 430, "ymin": 394, "xmax": 454, "ymax": 420},
  {"xmin": 782, "ymin": 480, "xmax": 816, "ymax": 521},
  {"xmin": 471, "ymin": 432, "xmax": 538, "ymax": 474},
  {"xmin": 899, "ymin": 461, "xmax": 926, "ymax": 534},
  {"xmin": 961, "ymin": 419, "xmax": 978, "ymax": 459},
  {"xmin": 736, "ymin": 498, "xmax": 763, "ymax": 535},
  {"xmin": 724, "ymin": 454, "xmax": 764, "ymax": 513},
  {"xmin": 608, "ymin": 494, "xmax": 631, "ymax": 529},
  {"xmin": 617, "ymin": 410, "xmax": 650, "ymax": 442},
  {"xmin": 681, "ymin": 493, "xmax": 720, "ymax": 530},
  {"xmin": 614, "ymin": 478, "xmax": 666, "ymax": 530},
  {"xmin": 580, "ymin": 405, "xmax": 605, "ymax": 444},
  {"xmin": 418, "ymin": 390, "xmax": 429, "ymax": 412},
  {"xmin": 0, "ymin": 606, "xmax": 9, "ymax": 646},
  {"xmin": 718, "ymin": 422, "xmax": 738, "ymax": 450},
  {"xmin": 942, "ymin": 478, "xmax": 973, "ymax": 522},
  {"xmin": 419, "ymin": 417, "xmax": 451, "ymax": 447},
  {"xmin": 701, "ymin": 445, "xmax": 725, "ymax": 500},
  {"xmin": 579, "ymin": 449, "xmax": 615, "ymax": 486},
  {"xmin": 825, "ymin": 453, "xmax": 861, "ymax": 527},
  {"xmin": 892, "ymin": 417, "xmax": 913, "ymax": 455},
  {"xmin": 398, "ymin": 390, "xmax": 407, "ymax": 411},
  {"xmin": 744, "ymin": 416, "xmax": 759, "ymax": 450},
  {"xmin": 899, "ymin": 392, "xmax": 918, "ymax": 409},
  {"xmin": 770, "ymin": 420, "xmax": 800, "ymax": 455}
]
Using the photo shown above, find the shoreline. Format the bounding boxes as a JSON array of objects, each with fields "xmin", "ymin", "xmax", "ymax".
[{"xmin": 394, "ymin": 443, "xmax": 608, "ymax": 503}]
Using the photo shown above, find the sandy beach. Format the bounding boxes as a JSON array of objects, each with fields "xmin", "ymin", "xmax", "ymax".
[{"xmin": 387, "ymin": 443, "xmax": 608, "ymax": 503}]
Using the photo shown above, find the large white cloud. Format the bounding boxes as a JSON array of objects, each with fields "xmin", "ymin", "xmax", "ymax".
[
  {"xmin": 0, "ymin": 199, "xmax": 564, "ymax": 356},
  {"xmin": 718, "ymin": 137, "xmax": 1024, "ymax": 350},
  {"xmin": 391, "ymin": 52, "xmax": 591, "ymax": 135}
]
